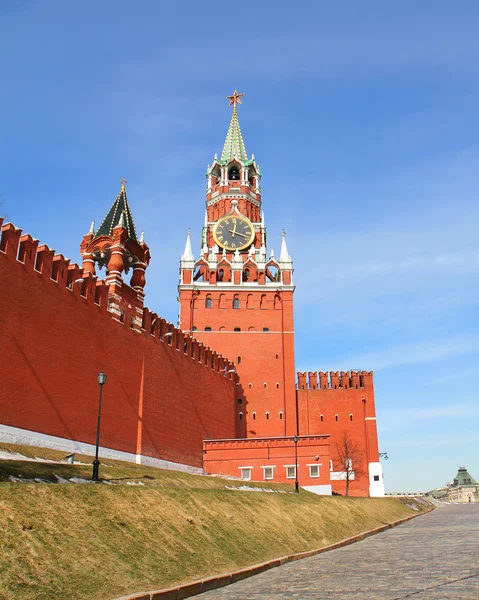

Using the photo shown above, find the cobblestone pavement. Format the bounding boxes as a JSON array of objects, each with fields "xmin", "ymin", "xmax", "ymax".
[{"xmin": 193, "ymin": 504, "xmax": 479, "ymax": 599}]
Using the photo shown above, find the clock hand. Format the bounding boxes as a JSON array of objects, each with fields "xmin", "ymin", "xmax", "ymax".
[{"xmin": 229, "ymin": 229, "xmax": 249, "ymax": 239}]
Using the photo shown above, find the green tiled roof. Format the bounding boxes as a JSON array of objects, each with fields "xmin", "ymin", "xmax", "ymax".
[
  {"xmin": 95, "ymin": 186, "xmax": 138, "ymax": 242},
  {"xmin": 453, "ymin": 466, "xmax": 477, "ymax": 487},
  {"xmin": 221, "ymin": 106, "xmax": 248, "ymax": 163}
]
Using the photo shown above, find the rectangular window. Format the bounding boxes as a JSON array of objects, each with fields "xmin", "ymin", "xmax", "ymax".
[
  {"xmin": 239, "ymin": 467, "xmax": 252, "ymax": 481},
  {"xmin": 262, "ymin": 466, "xmax": 274, "ymax": 480},
  {"xmin": 309, "ymin": 465, "xmax": 320, "ymax": 478},
  {"xmin": 286, "ymin": 466, "xmax": 296, "ymax": 479},
  {"xmin": 329, "ymin": 460, "xmax": 333, "ymax": 471},
  {"xmin": 204, "ymin": 327, "xmax": 212, "ymax": 332},
  {"xmin": 374, "ymin": 475, "xmax": 380, "ymax": 482}
]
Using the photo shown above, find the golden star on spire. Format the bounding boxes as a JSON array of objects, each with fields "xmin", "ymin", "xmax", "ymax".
[
  {"xmin": 120, "ymin": 178, "xmax": 127, "ymax": 191},
  {"xmin": 227, "ymin": 90, "xmax": 245, "ymax": 107}
]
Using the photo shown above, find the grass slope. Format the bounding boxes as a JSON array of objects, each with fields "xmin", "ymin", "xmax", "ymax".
[{"xmin": 0, "ymin": 443, "xmax": 429, "ymax": 600}]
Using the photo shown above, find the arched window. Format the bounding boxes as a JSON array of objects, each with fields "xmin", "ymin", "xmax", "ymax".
[
  {"xmin": 263, "ymin": 327, "xmax": 269, "ymax": 332},
  {"xmin": 238, "ymin": 356, "xmax": 241, "ymax": 364},
  {"xmin": 253, "ymin": 412, "xmax": 256, "ymax": 420},
  {"xmin": 266, "ymin": 412, "xmax": 270, "ymax": 420},
  {"xmin": 264, "ymin": 382, "xmax": 267, "ymax": 388},
  {"xmin": 239, "ymin": 412, "xmax": 243, "ymax": 421},
  {"xmin": 248, "ymin": 382, "xmax": 252, "ymax": 388},
  {"xmin": 205, "ymin": 295, "xmax": 213, "ymax": 308},
  {"xmin": 218, "ymin": 268, "xmax": 224, "ymax": 282},
  {"xmin": 335, "ymin": 414, "xmax": 339, "ymax": 422},
  {"xmin": 260, "ymin": 294, "xmax": 267, "ymax": 309},
  {"xmin": 279, "ymin": 412, "xmax": 283, "ymax": 420},
  {"xmin": 205, "ymin": 326, "xmax": 212, "ymax": 332},
  {"xmin": 276, "ymin": 382, "xmax": 279, "ymax": 389},
  {"xmin": 246, "ymin": 293, "xmax": 254, "ymax": 309},
  {"xmin": 320, "ymin": 414, "xmax": 324, "ymax": 422},
  {"xmin": 234, "ymin": 327, "xmax": 241, "ymax": 332},
  {"xmin": 233, "ymin": 295, "xmax": 240, "ymax": 309},
  {"xmin": 192, "ymin": 326, "xmax": 197, "ymax": 332},
  {"xmin": 243, "ymin": 268, "xmax": 250, "ymax": 282},
  {"xmin": 219, "ymin": 294, "xmax": 226, "ymax": 308},
  {"xmin": 349, "ymin": 414, "xmax": 353, "ymax": 421},
  {"xmin": 229, "ymin": 166, "xmax": 240, "ymax": 180}
]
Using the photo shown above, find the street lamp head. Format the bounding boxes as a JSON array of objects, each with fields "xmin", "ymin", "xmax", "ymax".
[{"xmin": 97, "ymin": 372, "xmax": 107, "ymax": 386}]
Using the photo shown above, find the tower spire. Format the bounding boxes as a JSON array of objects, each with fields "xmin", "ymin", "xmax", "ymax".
[
  {"xmin": 95, "ymin": 179, "xmax": 138, "ymax": 241},
  {"xmin": 280, "ymin": 229, "xmax": 291, "ymax": 263},
  {"xmin": 181, "ymin": 229, "xmax": 194, "ymax": 262},
  {"xmin": 221, "ymin": 91, "xmax": 248, "ymax": 163}
]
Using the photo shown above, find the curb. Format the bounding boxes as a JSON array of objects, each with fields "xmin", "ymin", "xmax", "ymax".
[{"xmin": 112, "ymin": 504, "xmax": 435, "ymax": 600}]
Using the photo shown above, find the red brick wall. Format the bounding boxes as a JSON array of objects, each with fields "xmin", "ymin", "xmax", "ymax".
[
  {"xmin": 296, "ymin": 371, "xmax": 380, "ymax": 497},
  {"xmin": 0, "ymin": 222, "xmax": 236, "ymax": 468},
  {"xmin": 203, "ymin": 435, "xmax": 331, "ymax": 488}
]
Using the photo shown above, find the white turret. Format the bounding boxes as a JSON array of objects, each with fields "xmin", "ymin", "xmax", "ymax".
[
  {"xmin": 280, "ymin": 230, "xmax": 292, "ymax": 264},
  {"xmin": 181, "ymin": 229, "xmax": 195, "ymax": 263}
]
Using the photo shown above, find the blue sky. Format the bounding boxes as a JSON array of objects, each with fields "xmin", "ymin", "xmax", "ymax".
[{"xmin": 1, "ymin": 1, "xmax": 478, "ymax": 492}]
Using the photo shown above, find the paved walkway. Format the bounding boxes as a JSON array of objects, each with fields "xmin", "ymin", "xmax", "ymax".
[{"xmin": 193, "ymin": 504, "xmax": 479, "ymax": 599}]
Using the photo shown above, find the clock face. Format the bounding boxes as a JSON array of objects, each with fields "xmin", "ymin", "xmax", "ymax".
[{"xmin": 213, "ymin": 215, "xmax": 255, "ymax": 251}]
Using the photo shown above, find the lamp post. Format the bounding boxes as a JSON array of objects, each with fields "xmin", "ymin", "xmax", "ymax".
[
  {"xmin": 293, "ymin": 435, "xmax": 299, "ymax": 493},
  {"xmin": 92, "ymin": 372, "xmax": 107, "ymax": 481}
]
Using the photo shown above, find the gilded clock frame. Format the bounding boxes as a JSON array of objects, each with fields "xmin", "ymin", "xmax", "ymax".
[{"xmin": 212, "ymin": 214, "xmax": 255, "ymax": 251}]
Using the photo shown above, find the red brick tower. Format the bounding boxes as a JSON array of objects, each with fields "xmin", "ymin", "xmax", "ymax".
[
  {"xmin": 80, "ymin": 180, "xmax": 150, "ymax": 329},
  {"xmin": 178, "ymin": 92, "xmax": 297, "ymax": 438}
]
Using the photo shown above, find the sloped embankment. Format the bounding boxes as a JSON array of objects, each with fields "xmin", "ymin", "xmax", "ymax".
[{"xmin": 0, "ymin": 445, "xmax": 430, "ymax": 600}]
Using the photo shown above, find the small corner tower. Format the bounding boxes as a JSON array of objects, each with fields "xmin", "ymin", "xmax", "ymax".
[
  {"xmin": 80, "ymin": 179, "xmax": 150, "ymax": 326},
  {"xmin": 178, "ymin": 93, "xmax": 296, "ymax": 439}
]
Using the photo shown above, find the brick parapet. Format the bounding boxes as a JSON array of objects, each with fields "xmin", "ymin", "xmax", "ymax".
[
  {"xmin": 0, "ymin": 221, "xmax": 236, "ymax": 383},
  {"xmin": 297, "ymin": 370, "xmax": 373, "ymax": 391}
]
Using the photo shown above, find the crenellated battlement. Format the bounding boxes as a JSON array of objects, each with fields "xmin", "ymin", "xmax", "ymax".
[
  {"xmin": 0, "ymin": 219, "xmax": 236, "ymax": 382},
  {"xmin": 296, "ymin": 370, "xmax": 373, "ymax": 391}
]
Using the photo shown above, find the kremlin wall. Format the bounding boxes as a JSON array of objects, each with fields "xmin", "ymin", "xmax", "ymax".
[{"xmin": 0, "ymin": 92, "xmax": 385, "ymax": 497}]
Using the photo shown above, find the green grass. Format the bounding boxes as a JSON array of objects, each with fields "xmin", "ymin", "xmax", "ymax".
[{"xmin": 0, "ymin": 442, "xmax": 431, "ymax": 600}]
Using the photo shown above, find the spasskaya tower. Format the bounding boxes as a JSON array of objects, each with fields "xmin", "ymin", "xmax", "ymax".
[{"xmin": 178, "ymin": 91, "xmax": 297, "ymax": 438}]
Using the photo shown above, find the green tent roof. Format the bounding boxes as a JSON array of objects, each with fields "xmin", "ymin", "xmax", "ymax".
[
  {"xmin": 95, "ymin": 186, "xmax": 138, "ymax": 242},
  {"xmin": 221, "ymin": 105, "xmax": 248, "ymax": 163}
]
